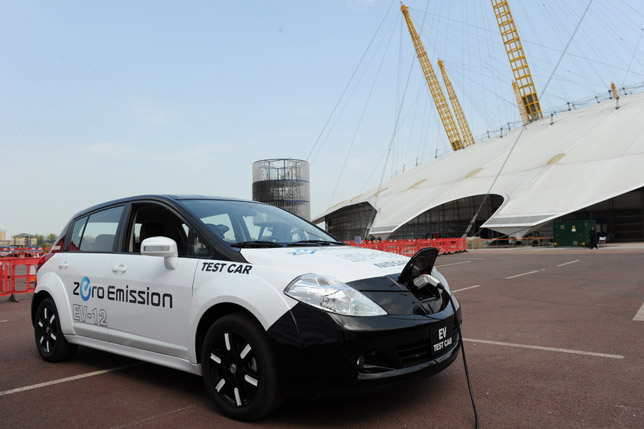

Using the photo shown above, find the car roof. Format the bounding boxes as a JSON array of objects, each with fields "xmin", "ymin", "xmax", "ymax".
[{"xmin": 69, "ymin": 194, "xmax": 260, "ymax": 220}]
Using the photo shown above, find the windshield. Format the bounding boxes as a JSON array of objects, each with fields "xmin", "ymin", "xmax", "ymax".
[{"xmin": 182, "ymin": 199, "xmax": 341, "ymax": 247}]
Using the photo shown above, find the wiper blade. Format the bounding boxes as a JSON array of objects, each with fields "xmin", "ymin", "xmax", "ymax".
[
  {"xmin": 231, "ymin": 241, "xmax": 285, "ymax": 248},
  {"xmin": 288, "ymin": 240, "xmax": 345, "ymax": 246}
]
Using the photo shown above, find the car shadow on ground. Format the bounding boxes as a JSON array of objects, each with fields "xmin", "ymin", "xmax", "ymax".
[
  {"xmin": 64, "ymin": 346, "xmax": 459, "ymax": 427},
  {"xmin": 267, "ymin": 375, "xmax": 454, "ymax": 427}
]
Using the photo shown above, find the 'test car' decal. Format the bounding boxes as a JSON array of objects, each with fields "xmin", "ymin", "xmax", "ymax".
[{"xmin": 201, "ymin": 262, "xmax": 252, "ymax": 275}]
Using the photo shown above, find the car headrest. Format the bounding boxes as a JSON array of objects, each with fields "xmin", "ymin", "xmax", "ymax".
[{"xmin": 94, "ymin": 234, "xmax": 115, "ymax": 252}]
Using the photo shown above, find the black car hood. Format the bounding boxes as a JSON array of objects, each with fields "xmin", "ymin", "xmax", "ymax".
[{"xmin": 347, "ymin": 275, "xmax": 445, "ymax": 316}]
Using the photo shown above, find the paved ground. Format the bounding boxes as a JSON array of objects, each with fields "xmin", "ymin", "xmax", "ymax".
[{"xmin": 1, "ymin": 246, "xmax": 643, "ymax": 428}]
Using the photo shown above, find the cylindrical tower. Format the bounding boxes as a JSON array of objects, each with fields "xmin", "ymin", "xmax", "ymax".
[{"xmin": 252, "ymin": 159, "xmax": 311, "ymax": 220}]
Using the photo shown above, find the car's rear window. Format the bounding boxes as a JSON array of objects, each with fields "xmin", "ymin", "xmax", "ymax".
[{"xmin": 69, "ymin": 206, "xmax": 124, "ymax": 252}]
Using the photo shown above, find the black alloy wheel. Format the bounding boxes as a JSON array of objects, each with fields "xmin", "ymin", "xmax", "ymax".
[
  {"xmin": 201, "ymin": 313, "xmax": 282, "ymax": 420},
  {"xmin": 34, "ymin": 297, "xmax": 77, "ymax": 362}
]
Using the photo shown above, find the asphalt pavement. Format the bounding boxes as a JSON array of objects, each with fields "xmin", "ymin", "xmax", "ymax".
[{"xmin": 1, "ymin": 245, "xmax": 642, "ymax": 428}]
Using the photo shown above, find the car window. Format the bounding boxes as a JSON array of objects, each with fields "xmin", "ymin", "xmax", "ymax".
[
  {"xmin": 70, "ymin": 216, "xmax": 88, "ymax": 251},
  {"xmin": 190, "ymin": 230, "xmax": 211, "ymax": 258},
  {"xmin": 79, "ymin": 206, "xmax": 124, "ymax": 252},
  {"xmin": 201, "ymin": 214, "xmax": 236, "ymax": 243},
  {"xmin": 183, "ymin": 199, "xmax": 338, "ymax": 245},
  {"xmin": 127, "ymin": 204, "xmax": 211, "ymax": 258}
]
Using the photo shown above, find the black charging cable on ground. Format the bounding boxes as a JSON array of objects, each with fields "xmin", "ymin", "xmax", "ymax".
[
  {"xmin": 414, "ymin": 274, "xmax": 479, "ymax": 428},
  {"xmin": 446, "ymin": 290, "xmax": 479, "ymax": 429}
]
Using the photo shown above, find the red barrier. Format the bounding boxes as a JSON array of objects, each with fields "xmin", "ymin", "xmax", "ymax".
[
  {"xmin": 345, "ymin": 238, "xmax": 467, "ymax": 256},
  {"xmin": 0, "ymin": 257, "xmax": 39, "ymax": 298}
]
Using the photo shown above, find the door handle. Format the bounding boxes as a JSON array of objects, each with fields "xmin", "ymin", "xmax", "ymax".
[
  {"xmin": 58, "ymin": 261, "xmax": 69, "ymax": 269},
  {"xmin": 112, "ymin": 264, "xmax": 127, "ymax": 273}
]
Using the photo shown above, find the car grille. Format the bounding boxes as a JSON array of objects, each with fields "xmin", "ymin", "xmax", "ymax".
[
  {"xmin": 395, "ymin": 332, "xmax": 458, "ymax": 368},
  {"xmin": 396, "ymin": 339, "xmax": 433, "ymax": 367}
]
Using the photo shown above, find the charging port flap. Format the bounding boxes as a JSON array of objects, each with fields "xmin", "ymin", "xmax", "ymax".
[{"xmin": 398, "ymin": 247, "xmax": 439, "ymax": 286}]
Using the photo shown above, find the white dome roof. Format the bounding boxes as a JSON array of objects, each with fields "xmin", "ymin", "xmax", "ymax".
[{"xmin": 314, "ymin": 91, "xmax": 644, "ymax": 238}]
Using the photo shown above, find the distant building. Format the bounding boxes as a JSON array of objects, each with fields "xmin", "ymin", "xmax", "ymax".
[
  {"xmin": 252, "ymin": 159, "xmax": 311, "ymax": 220},
  {"xmin": 11, "ymin": 234, "xmax": 38, "ymax": 246}
]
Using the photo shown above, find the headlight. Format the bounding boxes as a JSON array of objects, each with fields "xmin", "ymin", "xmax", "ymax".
[
  {"xmin": 432, "ymin": 269, "xmax": 451, "ymax": 294},
  {"xmin": 285, "ymin": 274, "xmax": 387, "ymax": 317},
  {"xmin": 432, "ymin": 269, "xmax": 459, "ymax": 311}
]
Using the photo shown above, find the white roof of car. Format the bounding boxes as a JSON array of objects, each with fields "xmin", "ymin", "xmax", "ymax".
[{"xmin": 314, "ymin": 91, "xmax": 644, "ymax": 237}]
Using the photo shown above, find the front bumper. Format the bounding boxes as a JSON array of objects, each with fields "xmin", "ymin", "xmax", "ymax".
[{"xmin": 267, "ymin": 300, "xmax": 461, "ymax": 399}]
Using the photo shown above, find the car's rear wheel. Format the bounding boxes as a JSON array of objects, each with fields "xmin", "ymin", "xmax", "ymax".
[
  {"xmin": 201, "ymin": 313, "xmax": 283, "ymax": 420},
  {"xmin": 34, "ymin": 297, "xmax": 77, "ymax": 362}
]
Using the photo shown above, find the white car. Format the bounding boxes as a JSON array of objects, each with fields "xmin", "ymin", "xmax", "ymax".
[{"xmin": 33, "ymin": 195, "xmax": 461, "ymax": 420}]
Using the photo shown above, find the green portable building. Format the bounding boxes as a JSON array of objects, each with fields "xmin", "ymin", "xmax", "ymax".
[{"xmin": 553, "ymin": 220, "xmax": 597, "ymax": 247}]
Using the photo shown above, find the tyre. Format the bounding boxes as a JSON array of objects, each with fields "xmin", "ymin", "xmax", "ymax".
[
  {"xmin": 34, "ymin": 297, "xmax": 77, "ymax": 362},
  {"xmin": 201, "ymin": 313, "xmax": 283, "ymax": 421}
]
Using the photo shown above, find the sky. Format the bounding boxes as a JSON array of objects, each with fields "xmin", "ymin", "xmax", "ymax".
[{"xmin": 2, "ymin": 0, "xmax": 643, "ymax": 238}]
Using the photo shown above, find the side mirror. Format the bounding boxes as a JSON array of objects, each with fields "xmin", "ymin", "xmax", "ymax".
[{"xmin": 141, "ymin": 237, "xmax": 179, "ymax": 270}]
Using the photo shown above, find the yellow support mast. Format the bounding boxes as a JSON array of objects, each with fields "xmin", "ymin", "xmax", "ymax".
[
  {"xmin": 611, "ymin": 81, "xmax": 620, "ymax": 109},
  {"xmin": 492, "ymin": 0, "xmax": 543, "ymax": 122},
  {"xmin": 512, "ymin": 81, "xmax": 529, "ymax": 125},
  {"xmin": 401, "ymin": 2, "xmax": 464, "ymax": 151},
  {"xmin": 438, "ymin": 59, "xmax": 475, "ymax": 147}
]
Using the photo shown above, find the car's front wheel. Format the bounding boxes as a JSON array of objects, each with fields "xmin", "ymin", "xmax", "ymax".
[
  {"xmin": 34, "ymin": 297, "xmax": 77, "ymax": 362},
  {"xmin": 201, "ymin": 313, "xmax": 283, "ymax": 421}
]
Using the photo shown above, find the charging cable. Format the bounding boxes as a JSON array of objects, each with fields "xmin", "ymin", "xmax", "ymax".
[{"xmin": 414, "ymin": 275, "xmax": 479, "ymax": 428}]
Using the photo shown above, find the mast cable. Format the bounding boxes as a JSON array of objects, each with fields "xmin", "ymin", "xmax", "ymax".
[
  {"xmin": 328, "ymin": 19, "xmax": 397, "ymax": 207},
  {"xmin": 623, "ymin": 27, "xmax": 644, "ymax": 85},
  {"xmin": 464, "ymin": 0, "xmax": 593, "ymax": 238},
  {"xmin": 374, "ymin": 1, "xmax": 433, "ymax": 210},
  {"xmin": 306, "ymin": 1, "xmax": 395, "ymax": 163}
]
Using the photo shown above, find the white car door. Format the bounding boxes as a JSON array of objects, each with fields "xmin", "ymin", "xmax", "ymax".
[
  {"xmin": 59, "ymin": 206, "xmax": 125, "ymax": 342},
  {"xmin": 105, "ymin": 204, "xmax": 200, "ymax": 360},
  {"xmin": 106, "ymin": 253, "xmax": 197, "ymax": 359}
]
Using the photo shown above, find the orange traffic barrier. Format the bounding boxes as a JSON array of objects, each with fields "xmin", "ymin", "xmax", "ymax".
[
  {"xmin": 345, "ymin": 238, "xmax": 467, "ymax": 256},
  {"xmin": 0, "ymin": 257, "xmax": 40, "ymax": 299}
]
